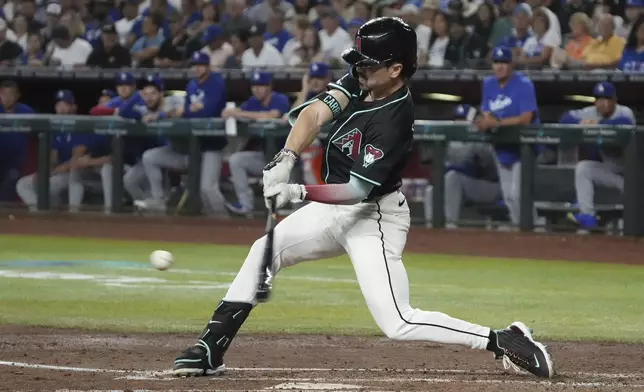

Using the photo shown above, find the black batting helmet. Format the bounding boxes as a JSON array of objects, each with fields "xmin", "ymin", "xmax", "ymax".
[{"xmin": 341, "ymin": 17, "xmax": 418, "ymax": 79}]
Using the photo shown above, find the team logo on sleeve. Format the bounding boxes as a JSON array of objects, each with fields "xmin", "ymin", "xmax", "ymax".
[
  {"xmin": 332, "ymin": 128, "xmax": 362, "ymax": 160},
  {"xmin": 362, "ymin": 144, "xmax": 384, "ymax": 168}
]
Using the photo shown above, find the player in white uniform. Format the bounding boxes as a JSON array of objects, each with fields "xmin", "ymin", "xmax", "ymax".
[{"xmin": 171, "ymin": 17, "xmax": 554, "ymax": 379}]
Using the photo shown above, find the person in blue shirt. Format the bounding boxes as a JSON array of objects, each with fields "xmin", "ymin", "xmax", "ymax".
[
  {"xmin": 560, "ymin": 82, "xmax": 636, "ymax": 229},
  {"xmin": 0, "ymin": 81, "xmax": 33, "ymax": 202},
  {"xmin": 264, "ymin": 9, "xmax": 292, "ymax": 52},
  {"xmin": 291, "ymin": 61, "xmax": 332, "ymax": 109},
  {"xmin": 424, "ymin": 104, "xmax": 501, "ymax": 228},
  {"xmin": 497, "ymin": 4, "xmax": 533, "ymax": 58},
  {"xmin": 223, "ymin": 70, "xmax": 290, "ymax": 215},
  {"xmin": 16, "ymin": 90, "xmax": 90, "ymax": 212},
  {"xmin": 475, "ymin": 46, "xmax": 539, "ymax": 227},
  {"xmin": 137, "ymin": 53, "xmax": 228, "ymax": 216},
  {"xmin": 311, "ymin": 0, "xmax": 347, "ymax": 30},
  {"xmin": 90, "ymin": 72, "xmax": 137, "ymax": 114},
  {"xmin": 130, "ymin": 12, "xmax": 166, "ymax": 68},
  {"xmin": 617, "ymin": 14, "xmax": 644, "ymax": 72}
]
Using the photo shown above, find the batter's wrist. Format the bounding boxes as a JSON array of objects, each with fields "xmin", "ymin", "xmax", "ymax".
[{"xmin": 281, "ymin": 148, "xmax": 299, "ymax": 160}]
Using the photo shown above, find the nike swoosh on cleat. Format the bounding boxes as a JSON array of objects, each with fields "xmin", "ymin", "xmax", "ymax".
[
  {"xmin": 208, "ymin": 320, "xmax": 222, "ymax": 324},
  {"xmin": 534, "ymin": 354, "xmax": 540, "ymax": 368}
]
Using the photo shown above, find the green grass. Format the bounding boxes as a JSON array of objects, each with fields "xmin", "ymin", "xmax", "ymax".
[{"xmin": 0, "ymin": 234, "xmax": 642, "ymax": 342}]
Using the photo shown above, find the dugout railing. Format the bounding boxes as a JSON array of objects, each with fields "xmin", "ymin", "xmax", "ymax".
[{"xmin": 1, "ymin": 115, "xmax": 644, "ymax": 237}]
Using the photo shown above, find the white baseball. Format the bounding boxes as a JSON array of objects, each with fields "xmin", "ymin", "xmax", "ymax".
[{"xmin": 150, "ymin": 250, "xmax": 173, "ymax": 271}]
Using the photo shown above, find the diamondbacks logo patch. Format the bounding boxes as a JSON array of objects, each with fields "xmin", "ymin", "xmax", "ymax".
[
  {"xmin": 332, "ymin": 128, "xmax": 362, "ymax": 160},
  {"xmin": 363, "ymin": 144, "xmax": 384, "ymax": 168}
]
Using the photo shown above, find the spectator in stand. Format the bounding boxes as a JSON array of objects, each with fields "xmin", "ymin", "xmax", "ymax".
[
  {"xmin": 47, "ymin": 25, "xmax": 93, "ymax": 68},
  {"xmin": 498, "ymin": 4, "xmax": 532, "ymax": 60},
  {"xmin": 551, "ymin": 11, "xmax": 593, "ymax": 67},
  {"xmin": 318, "ymin": 9, "xmax": 352, "ymax": 66},
  {"xmin": 18, "ymin": 0, "xmax": 44, "ymax": 34},
  {"xmin": 0, "ymin": 81, "xmax": 32, "ymax": 202},
  {"xmin": 574, "ymin": 14, "xmax": 625, "ymax": 69},
  {"xmin": 616, "ymin": 0, "xmax": 644, "ymax": 38},
  {"xmin": 516, "ymin": 9, "xmax": 554, "ymax": 68},
  {"xmin": 420, "ymin": 0, "xmax": 438, "ymax": 28},
  {"xmin": 241, "ymin": 23, "xmax": 284, "ymax": 69},
  {"xmin": 131, "ymin": 12, "xmax": 164, "ymax": 67},
  {"xmin": 180, "ymin": 0, "xmax": 201, "ymax": 27},
  {"xmin": 224, "ymin": 27, "xmax": 250, "ymax": 68},
  {"xmin": 488, "ymin": 0, "xmax": 514, "ymax": 47},
  {"xmin": 291, "ymin": 61, "xmax": 331, "ymax": 108},
  {"xmin": 41, "ymin": 2, "xmax": 62, "ymax": 45},
  {"xmin": 310, "ymin": 0, "xmax": 347, "ymax": 30},
  {"xmin": 156, "ymin": 13, "xmax": 202, "ymax": 67},
  {"xmin": 282, "ymin": 16, "xmax": 310, "ymax": 62},
  {"xmin": 293, "ymin": 0, "xmax": 311, "ymax": 16},
  {"xmin": 264, "ymin": 9, "xmax": 292, "ymax": 52},
  {"xmin": 427, "ymin": 12, "xmax": 450, "ymax": 67},
  {"xmin": 139, "ymin": 0, "xmax": 181, "ymax": 14},
  {"xmin": 618, "ymin": 14, "xmax": 644, "ymax": 71},
  {"xmin": 471, "ymin": 2, "xmax": 497, "ymax": 48},
  {"xmin": 11, "ymin": 14, "xmax": 28, "ymax": 50},
  {"xmin": 560, "ymin": 82, "xmax": 635, "ymax": 230},
  {"xmin": 247, "ymin": 0, "xmax": 295, "ymax": 24},
  {"xmin": 288, "ymin": 24, "xmax": 324, "ymax": 66},
  {"xmin": 201, "ymin": 24, "xmax": 234, "ymax": 69},
  {"xmin": 353, "ymin": 0, "xmax": 373, "ymax": 22},
  {"xmin": 59, "ymin": 9, "xmax": 86, "ymax": 40},
  {"xmin": 399, "ymin": 4, "xmax": 431, "ymax": 66},
  {"xmin": 0, "ymin": 19, "xmax": 21, "ymax": 64},
  {"xmin": 185, "ymin": 0, "xmax": 221, "ymax": 40},
  {"xmin": 332, "ymin": 0, "xmax": 354, "ymax": 21},
  {"xmin": 445, "ymin": 15, "xmax": 488, "ymax": 67},
  {"xmin": 221, "ymin": 0, "xmax": 252, "ymax": 34},
  {"xmin": 129, "ymin": 0, "xmax": 174, "ymax": 45},
  {"xmin": 223, "ymin": 70, "xmax": 290, "ymax": 216},
  {"xmin": 79, "ymin": 2, "xmax": 105, "ymax": 48},
  {"xmin": 558, "ymin": 0, "xmax": 594, "ymax": 36},
  {"xmin": 16, "ymin": 90, "xmax": 88, "ymax": 212},
  {"xmin": 525, "ymin": 0, "xmax": 562, "ymax": 48},
  {"xmin": 115, "ymin": 0, "xmax": 139, "ymax": 47},
  {"xmin": 18, "ymin": 32, "xmax": 43, "ymax": 65},
  {"xmin": 86, "ymin": 24, "xmax": 132, "ymax": 68},
  {"xmin": 347, "ymin": 17, "xmax": 363, "ymax": 37}
]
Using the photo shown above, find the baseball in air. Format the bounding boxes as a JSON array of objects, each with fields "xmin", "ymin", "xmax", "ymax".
[{"xmin": 150, "ymin": 250, "xmax": 173, "ymax": 270}]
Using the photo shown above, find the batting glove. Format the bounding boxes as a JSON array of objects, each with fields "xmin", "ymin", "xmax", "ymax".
[
  {"xmin": 264, "ymin": 183, "xmax": 307, "ymax": 209},
  {"xmin": 263, "ymin": 149, "xmax": 298, "ymax": 191}
]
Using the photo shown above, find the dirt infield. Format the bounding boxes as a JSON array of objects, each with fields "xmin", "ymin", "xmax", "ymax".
[{"xmin": 1, "ymin": 212, "xmax": 644, "ymax": 391}]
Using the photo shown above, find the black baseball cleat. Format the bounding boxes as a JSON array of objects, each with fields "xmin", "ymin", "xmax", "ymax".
[
  {"xmin": 172, "ymin": 339, "xmax": 226, "ymax": 377},
  {"xmin": 491, "ymin": 321, "xmax": 554, "ymax": 378}
]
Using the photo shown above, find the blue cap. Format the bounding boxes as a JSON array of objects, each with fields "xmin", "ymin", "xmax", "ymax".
[
  {"xmin": 593, "ymin": 82, "xmax": 616, "ymax": 99},
  {"xmin": 55, "ymin": 89, "xmax": 75, "ymax": 104},
  {"xmin": 491, "ymin": 46, "xmax": 512, "ymax": 63},
  {"xmin": 115, "ymin": 71, "xmax": 135, "ymax": 85},
  {"xmin": 101, "ymin": 89, "xmax": 116, "ymax": 98},
  {"xmin": 348, "ymin": 18, "xmax": 365, "ymax": 28},
  {"xmin": 513, "ymin": 3, "xmax": 533, "ymax": 16},
  {"xmin": 202, "ymin": 24, "xmax": 222, "ymax": 44},
  {"xmin": 190, "ymin": 51, "xmax": 210, "ymax": 65},
  {"xmin": 627, "ymin": 0, "xmax": 644, "ymax": 6},
  {"xmin": 249, "ymin": 70, "xmax": 272, "ymax": 85},
  {"xmin": 454, "ymin": 104, "xmax": 473, "ymax": 119},
  {"xmin": 308, "ymin": 62, "xmax": 330, "ymax": 78},
  {"xmin": 141, "ymin": 73, "xmax": 164, "ymax": 91}
]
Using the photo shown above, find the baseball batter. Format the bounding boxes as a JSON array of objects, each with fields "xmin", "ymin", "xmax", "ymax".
[{"xmin": 172, "ymin": 18, "xmax": 553, "ymax": 379}]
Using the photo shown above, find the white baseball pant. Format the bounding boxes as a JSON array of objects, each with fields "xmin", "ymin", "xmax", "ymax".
[
  {"xmin": 16, "ymin": 172, "xmax": 70, "ymax": 210},
  {"xmin": 574, "ymin": 160, "xmax": 623, "ymax": 215},
  {"xmin": 223, "ymin": 191, "xmax": 491, "ymax": 349},
  {"xmin": 493, "ymin": 157, "xmax": 537, "ymax": 225},
  {"xmin": 228, "ymin": 151, "xmax": 265, "ymax": 212}
]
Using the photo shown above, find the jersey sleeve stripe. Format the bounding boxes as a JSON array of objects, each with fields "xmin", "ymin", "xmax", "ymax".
[
  {"xmin": 350, "ymin": 171, "xmax": 381, "ymax": 187},
  {"xmin": 327, "ymin": 82, "xmax": 352, "ymax": 100}
]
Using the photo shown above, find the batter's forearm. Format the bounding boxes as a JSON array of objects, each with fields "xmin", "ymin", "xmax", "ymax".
[{"xmin": 284, "ymin": 107, "xmax": 321, "ymax": 155}]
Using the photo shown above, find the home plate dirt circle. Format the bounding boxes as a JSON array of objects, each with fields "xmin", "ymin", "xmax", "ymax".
[{"xmin": 2, "ymin": 327, "xmax": 644, "ymax": 392}]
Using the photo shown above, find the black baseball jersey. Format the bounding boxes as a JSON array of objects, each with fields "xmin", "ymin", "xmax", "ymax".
[{"xmin": 321, "ymin": 85, "xmax": 414, "ymax": 200}]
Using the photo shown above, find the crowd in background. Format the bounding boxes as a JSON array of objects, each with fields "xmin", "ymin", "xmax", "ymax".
[{"xmin": 0, "ymin": 0, "xmax": 642, "ymax": 70}]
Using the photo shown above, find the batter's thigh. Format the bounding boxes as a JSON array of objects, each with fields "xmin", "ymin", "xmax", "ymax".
[{"xmin": 223, "ymin": 202, "xmax": 345, "ymax": 304}]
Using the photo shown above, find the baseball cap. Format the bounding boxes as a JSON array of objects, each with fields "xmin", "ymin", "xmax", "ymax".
[
  {"xmin": 190, "ymin": 51, "xmax": 210, "ymax": 65},
  {"xmin": 513, "ymin": 3, "xmax": 533, "ymax": 17},
  {"xmin": 308, "ymin": 62, "xmax": 330, "ymax": 78},
  {"xmin": 249, "ymin": 71, "xmax": 272, "ymax": 85},
  {"xmin": 491, "ymin": 46, "xmax": 512, "ymax": 63},
  {"xmin": 55, "ymin": 89, "xmax": 75, "ymax": 104},
  {"xmin": 46, "ymin": 2, "xmax": 61, "ymax": 16},
  {"xmin": 141, "ymin": 73, "xmax": 164, "ymax": 91},
  {"xmin": 248, "ymin": 23, "xmax": 265, "ymax": 37},
  {"xmin": 593, "ymin": 82, "xmax": 616, "ymax": 99},
  {"xmin": 101, "ymin": 24, "xmax": 117, "ymax": 34},
  {"xmin": 115, "ymin": 71, "xmax": 135, "ymax": 85},
  {"xmin": 101, "ymin": 89, "xmax": 116, "ymax": 98},
  {"xmin": 202, "ymin": 24, "xmax": 223, "ymax": 44}
]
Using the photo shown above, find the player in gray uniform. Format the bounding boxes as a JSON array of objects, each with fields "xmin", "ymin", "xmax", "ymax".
[
  {"xmin": 424, "ymin": 104, "xmax": 500, "ymax": 227},
  {"xmin": 559, "ymin": 82, "xmax": 635, "ymax": 229}
]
